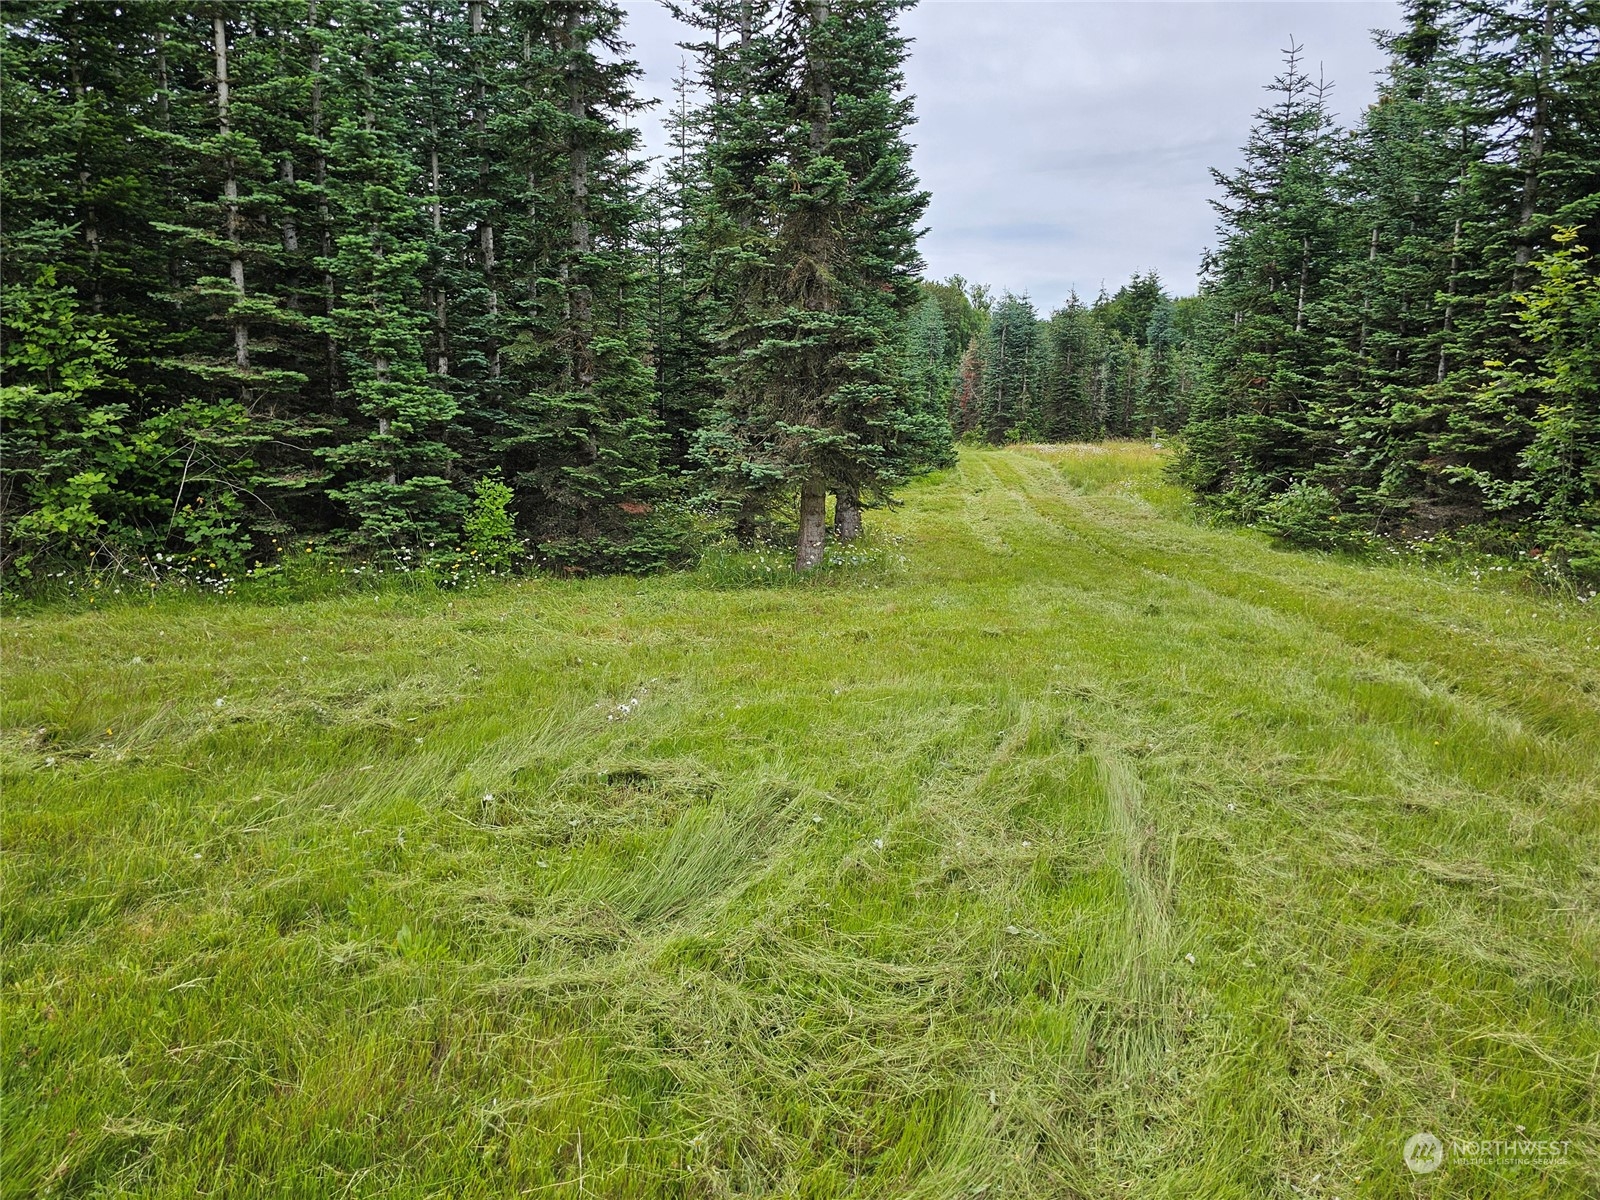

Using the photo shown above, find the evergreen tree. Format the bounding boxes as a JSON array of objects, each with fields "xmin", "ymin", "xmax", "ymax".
[
  {"xmin": 899, "ymin": 292, "xmax": 956, "ymax": 473},
  {"xmin": 1038, "ymin": 292, "xmax": 1103, "ymax": 440},
  {"xmin": 316, "ymin": 0, "xmax": 462, "ymax": 544},
  {"xmin": 978, "ymin": 293, "xmax": 1039, "ymax": 441},
  {"xmin": 501, "ymin": 0, "xmax": 673, "ymax": 571},
  {"xmin": 1458, "ymin": 227, "xmax": 1600, "ymax": 573},
  {"xmin": 1178, "ymin": 1, "xmax": 1599, "ymax": 558},
  {"xmin": 1138, "ymin": 297, "xmax": 1184, "ymax": 434},
  {"xmin": 1177, "ymin": 41, "xmax": 1342, "ymax": 508},
  {"xmin": 643, "ymin": 61, "xmax": 725, "ymax": 469},
  {"xmin": 950, "ymin": 335, "xmax": 984, "ymax": 439},
  {"xmin": 689, "ymin": 0, "xmax": 932, "ymax": 567},
  {"xmin": 1423, "ymin": 0, "xmax": 1600, "ymax": 525}
]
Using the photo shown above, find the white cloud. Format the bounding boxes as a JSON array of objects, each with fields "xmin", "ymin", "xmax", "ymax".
[{"xmin": 622, "ymin": 0, "xmax": 1402, "ymax": 304}]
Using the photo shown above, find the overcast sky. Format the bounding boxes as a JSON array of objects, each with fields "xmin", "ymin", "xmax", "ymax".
[{"xmin": 620, "ymin": 1, "xmax": 1402, "ymax": 309}]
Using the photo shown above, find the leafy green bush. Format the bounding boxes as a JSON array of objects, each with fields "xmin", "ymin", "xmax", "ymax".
[
  {"xmin": 463, "ymin": 478, "xmax": 518, "ymax": 571},
  {"xmin": 1, "ymin": 269, "xmax": 258, "ymax": 585}
]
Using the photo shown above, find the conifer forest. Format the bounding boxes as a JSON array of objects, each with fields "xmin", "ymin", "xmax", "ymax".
[{"xmin": 2, "ymin": 0, "xmax": 1597, "ymax": 582}]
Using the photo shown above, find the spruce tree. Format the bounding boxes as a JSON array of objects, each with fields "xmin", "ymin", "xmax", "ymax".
[
  {"xmin": 689, "ymin": 0, "xmax": 932, "ymax": 568},
  {"xmin": 978, "ymin": 293, "xmax": 1039, "ymax": 442},
  {"xmin": 1178, "ymin": 41, "xmax": 1341, "ymax": 509},
  {"xmin": 317, "ymin": 0, "xmax": 462, "ymax": 545},
  {"xmin": 1038, "ymin": 292, "xmax": 1102, "ymax": 441},
  {"xmin": 501, "ymin": 0, "xmax": 671, "ymax": 571},
  {"xmin": 1424, "ymin": 0, "xmax": 1600, "ymax": 523}
]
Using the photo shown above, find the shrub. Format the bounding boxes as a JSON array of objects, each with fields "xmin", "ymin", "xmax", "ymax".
[
  {"xmin": 463, "ymin": 478, "xmax": 518, "ymax": 571},
  {"xmin": 1255, "ymin": 482, "xmax": 1372, "ymax": 551}
]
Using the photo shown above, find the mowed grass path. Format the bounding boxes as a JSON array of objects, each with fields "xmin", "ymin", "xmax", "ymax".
[{"xmin": 5, "ymin": 444, "xmax": 1598, "ymax": 1198}]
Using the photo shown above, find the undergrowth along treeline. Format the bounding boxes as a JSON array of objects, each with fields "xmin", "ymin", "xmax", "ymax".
[
  {"xmin": 1, "ymin": 0, "xmax": 947, "ymax": 586},
  {"xmin": 928, "ymin": 1, "xmax": 1600, "ymax": 580}
]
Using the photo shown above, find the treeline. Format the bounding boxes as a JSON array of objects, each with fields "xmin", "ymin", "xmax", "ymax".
[
  {"xmin": 944, "ymin": 1, "xmax": 1597, "ymax": 577},
  {"xmin": 917, "ymin": 274, "xmax": 1202, "ymax": 445},
  {"xmin": 1174, "ymin": 0, "xmax": 1599, "ymax": 573},
  {"xmin": 0, "ymin": 0, "xmax": 943, "ymax": 581}
]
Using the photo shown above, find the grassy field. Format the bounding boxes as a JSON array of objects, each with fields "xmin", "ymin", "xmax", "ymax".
[{"xmin": 5, "ymin": 443, "xmax": 1598, "ymax": 1198}]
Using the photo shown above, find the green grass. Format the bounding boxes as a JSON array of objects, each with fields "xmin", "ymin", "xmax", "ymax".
[{"xmin": 5, "ymin": 443, "xmax": 1598, "ymax": 1198}]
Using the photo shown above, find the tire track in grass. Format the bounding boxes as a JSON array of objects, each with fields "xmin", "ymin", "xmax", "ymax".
[
  {"xmin": 992, "ymin": 443, "xmax": 1595, "ymax": 927},
  {"xmin": 1004, "ymin": 445, "xmax": 1600, "ymax": 751},
  {"xmin": 986, "ymin": 446, "xmax": 1597, "ymax": 811},
  {"xmin": 964, "ymin": 446, "xmax": 1598, "ymax": 1194}
]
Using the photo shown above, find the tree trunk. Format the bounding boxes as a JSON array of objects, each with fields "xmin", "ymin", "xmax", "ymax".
[
  {"xmin": 807, "ymin": 1, "xmax": 833, "ymax": 154},
  {"xmin": 1359, "ymin": 224, "xmax": 1377, "ymax": 351},
  {"xmin": 1514, "ymin": 0, "xmax": 1555, "ymax": 276},
  {"xmin": 796, "ymin": 478, "xmax": 827, "ymax": 571},
  {"xmin": 425, "ymin": 3, "xmax": 446, "ymax": 379},
  {"xmin": 280, "ymin": 152, "xmax": 300, "ymax": 313},
  {"xmin": 157, "ymin": 29, "xmax": 177, "ymax": 290},
  {"xmin": 69, "ymin": 54, "xmax": 103, "ymax": 315},
  {"xmin": 471, "ymin": 0, "xmax": 501, "ymax": 379},
  {"xmin": 834, "ymin": 486, "xmax": 862, "ymax": 542},
  {"xmin": 214, "ymin": 17, "xmax": 248, "ymax": 377},
  {"xmin": 361, "ymin": 49, "xmax": 397, "ymax": 490},
  {"xmin": 377, "ymin": 406, "xmax": 397, "ymax": 486},
  {"xmin": 429, "ymin": 145, "xmax": 442, "ymax": 233},
  {"xmin": 280, "ymin": 157, "xmax": 298, "ymax": 254},
  {"xmin": 1294, "ymin": 236, "xmax": 1310, "ymax": 335},
  {"xmin": 734, "ymin": 496, "xmax": 760, "ymax": 545},
  {"xmin": 1439, "ymin": 216, "xmax": 1461, "ymax": 382},
  {"xmin": 309, "ymin": 1, "xmax": 337, "ymax": 394},
  {"xmin": 429, "ymin": 143, "xmax": 448, "ymax": 375},
  {"xmin": 565, "ymin": 8, "xmax": 594, "ymax": 389}
]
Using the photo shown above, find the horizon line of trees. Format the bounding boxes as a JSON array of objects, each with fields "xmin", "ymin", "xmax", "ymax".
[
  {"xmin": 913, "ymin": 272, "xmax": 1202, "ymax": 447},
  {"xmin": 6, "ymin": 0, "xmax": 1594, "ymax": 588}
]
